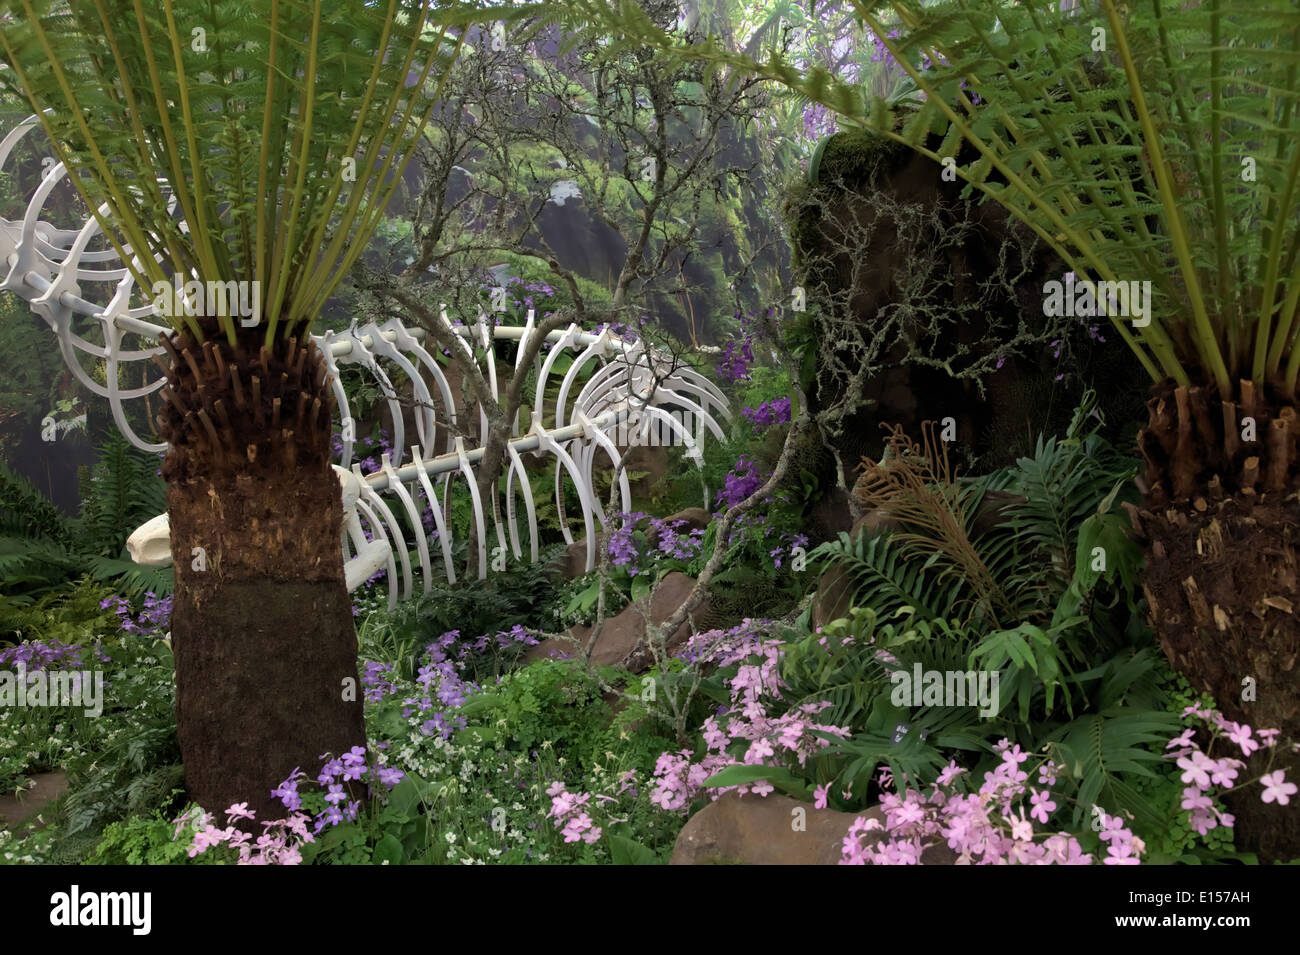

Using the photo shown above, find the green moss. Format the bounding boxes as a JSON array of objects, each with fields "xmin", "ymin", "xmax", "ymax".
[
  {"xmin": 814, "ymin": 128, "xmax": 910, "ymax": 189},
  {"xmin": 785, "ymin": 128, "xmax": 910, "ymax": 271}
]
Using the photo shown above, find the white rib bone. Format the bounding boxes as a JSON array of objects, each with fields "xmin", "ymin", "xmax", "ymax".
[{"xmin": 3, "ymin": 116, "xmax": 732, "ymax": 596}]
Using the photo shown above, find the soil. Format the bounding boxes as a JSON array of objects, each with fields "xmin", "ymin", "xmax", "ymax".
[{"xmin": 0, "ymin": 770, "xmax": 68, "ymax": 831}]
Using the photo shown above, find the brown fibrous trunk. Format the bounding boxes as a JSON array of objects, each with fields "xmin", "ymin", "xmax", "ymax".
[
  {"xmin": 1132, "ymin": 378, "xmax": 1299, "ymax": 863},
  {"xmin": 158, "ymin": 318, "xmax": 365, "ymax": 823}
]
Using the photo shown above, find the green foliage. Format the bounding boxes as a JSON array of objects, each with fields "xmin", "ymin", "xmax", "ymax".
[
  {"xmin": 297, "ymin": 775, "xmax": 441, "ymax": 866},
  {"xmin": 0, "ymin": 436, "xmax": 171, "ymax": 632},
  {"xmin": 360, "ymin": 647, "xmax": 680, "ymax": 864},
  {"xmin": 702, "ymin": 395, "xmax": 1183, "ymax": 831},
  {"xmin": 0, "ymin": 577, "xmax": 119, "ymax": 652},
  {"xmin": 0, "ymin": 624, "xmax": 182, "ymax": 864},
  {"xmin": 0, "ymin": 453, "xmax": 76, "ymax": 549},
  {"xmin": 812, "ymin": 391, "xmax": 1139, "ymax": 636},
  {"xmin": 357, "ymin": 543, "xmax": 566, "ymax": 682},
  {"xmin": 88, "ymin": 805, "xmax": 216, "ymax": 866},
  {"xmin": 454, "ymin": 660, "xmax": 611, "ymax": 761},
  {"xmin": 0, "ymin": 290, "xmax": 68, "ymax": 452},
  {"xmin": 76, "ymin": 432, "xmax": 167, "ymax": 558},
  {"xmin": 552, "ymin": 571, "xmax": 631, "ymax": 629},
  {"xmin": 45, "ymin": 632, "xmax": 183, "ymax": 852}
]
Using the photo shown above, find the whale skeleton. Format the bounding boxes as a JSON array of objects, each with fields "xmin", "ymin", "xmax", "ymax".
[{"xmin": 1, "ymin": 115, "xmax": 730, "ymax": 607}]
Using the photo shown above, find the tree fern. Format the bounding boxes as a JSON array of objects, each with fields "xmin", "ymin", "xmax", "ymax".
[{"xmin": 561, "ymin": 0, "xmax": 1300, "ymax": 397}]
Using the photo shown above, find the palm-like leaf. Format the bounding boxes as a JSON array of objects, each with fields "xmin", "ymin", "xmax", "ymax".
[
  {"xmin": 560, "ymin": 0, "xmax": 1300, "ymax": 398},
  {"xmin": 0, "ymin": 0, "xmax": 502, "ymax": 346}
]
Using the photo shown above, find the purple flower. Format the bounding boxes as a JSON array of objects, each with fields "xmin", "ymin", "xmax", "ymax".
[
  {"xmin": 377, "ymin": 767, "xmax": 405, "ymax": 788},
  {"xmin": 802, "ymin": 102, "xmax": 837, "ymax": 143},
  {"xmin": 715, "ymin": 455, "xmax": 767, "ymax": 510},
  {"xmin": 740, "ymin": 397, "xmax": 792, "ymax": 434}
]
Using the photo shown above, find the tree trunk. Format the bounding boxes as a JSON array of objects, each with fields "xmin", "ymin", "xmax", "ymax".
[
  {"xmin": 159, "ymin": 319, "xmax": 365, "ymax": 821},
  {"xmin": 1133, "ymin": 380, "xmax": 1299, "ymax": 863}
]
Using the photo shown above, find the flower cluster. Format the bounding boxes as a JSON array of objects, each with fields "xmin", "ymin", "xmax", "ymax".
[
  {"xmin": 867, "ymin": 29, "xmax": 901, "ymax": 68},
  {"xmin": 503, "ymin": 275, "xmax": 558, "ymax": 310},
  {"xmin": 605, "ymin": 511, "xmax": 707, "ymax": 576},
  {"xmin": 649, "ymin": 517, "xmax": 706, "ymax": 562},
  {"xmin": 1166, "ymin": 706, "xmax": 1295, "ymax": 838},
  {"xmin": 545, "ymin": 781, "xmax": 603, "ymax": 845},
  {"xmin": 768, "ymin": 532, "xmax": 808, "ymax": 569},
  {"xmin": 651, "ymin": 621, "xmax": 848, "ymax": 811},
  {"xmin": 99, "ymin": 592, "xmax": 171, "ymax": 638},
  {"xmin": 841, "ymin": 742, "xmax": 1140, "ymax": 865},
  {"xmin": 179, "ymin": 747, "xmax": 407, "ymax": 864},
  {"xmin": 595, "ymin": 320, "xmax": 640, "ymax": 342},
  {"xmin": 406, "ymin": 633, "xmax": 476, "ymax": 740},
  {"xmin": 607, "ymin": 510, "xmax": 649, "ymax": 575},
  {"xmin": 177, "ymin": 803, "xmax": 314, "ymax": 866},
  {"xmin": 375, "ymin": 627, "xmax": 539, "ymax": 740},
  {"xmin": 740, "ymin": 396, "xmax": 791, "ymax": 434},
  {"xmin": 801, "ymin": 102, "xmax": 836, "ymax": 143},
  {"xmin": 717, "ymin": 310, "xmax": 767, "ymax": 383},
  {"xmin": 0, "ymin": 637, "xmax": 101, "ymax": 672},
  {"xmin": 361, "ymin": 659, "xmax": 399, "ymax": 703},
  {"xmin": 330, "ymin": 429, "xmax": 394, "ymax": 476},
  {"xmin": 715, "ymin": 455, "xmax": 767, "ymax": 510}
]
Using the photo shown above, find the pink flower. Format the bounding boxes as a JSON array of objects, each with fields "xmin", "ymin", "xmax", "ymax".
[
  {"xmin": 1009, "ymin": 810, "xmax": 1033, "ymax": 843},
  {"xmin": 1029, "ymin": 790, "xmax": 1056, "ymax": 824},
  {"xmin": 813, "ymin": 783, "xmax": 830, "ymax": 810},
  {"xmin": 1209, "ymin": 758, "xmax": 1243, "ymax": 789},
  {"xmin": 1177, "ymin": 750, "xmax": 1215, "ymax": 789},
  {"xmin": 1225, "ymin": 723, "xmax": 1260, "ymax": 757},
  {"xmin": 751, "ymin": 779, "xmax": 775, "ymax": 797},
  {"xmin": 1001, "ymin": 744, "xmax": 1029, "ymax": 766},
  {"xmin": 1103, "ymin": 841, "xmax": 1141, "ymax": 865},
  {"xmin": 1260, "ymin": 771, "xmax": 1297, "ymax": 806},
  {"xmin": 225, "ymin": 802, "xmax": 255, "ymax": 821},
  {"xmin": 937, "ymin": 761, "xmax": 966, "ymax": 787}
]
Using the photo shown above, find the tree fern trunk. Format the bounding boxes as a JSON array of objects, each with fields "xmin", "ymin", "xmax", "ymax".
[
  {"xmin": 1132, "ymin": 380, "xmax": 1299, "ymax": 862},
  {"xmin": 159, "ymin": 321, "xmax": 364, "ymax": 821}
]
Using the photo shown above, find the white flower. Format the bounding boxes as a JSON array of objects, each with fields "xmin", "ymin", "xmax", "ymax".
[{"xmin": 445, "ymin": 831, "xmax": 457, "ymax": 844}]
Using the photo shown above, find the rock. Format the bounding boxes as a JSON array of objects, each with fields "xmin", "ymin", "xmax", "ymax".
[
  {"xmin": 620, "ymin": 443, "xmax": 671, "ymax": 497},
  {"xmin": 550, "ymin": 532, "xmax": 610, "ymax": 579},
  {"xmin": 811, "ymin": 514, "xmax": 876, "ymax": 630},
  {"xmin": 671, "ymin": 790, "xmax": 955, "ymax": 865},
  {"xmin": 523, "ymin": 571, "xmax": 707, "ymax": 670},
  {"xmin": 967, "ymin": 489, "xmax": 1026, "ymax": 539},
  {"xmin": 807, "ymin": 485, "xmax": 854, "ymax": 541}
]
